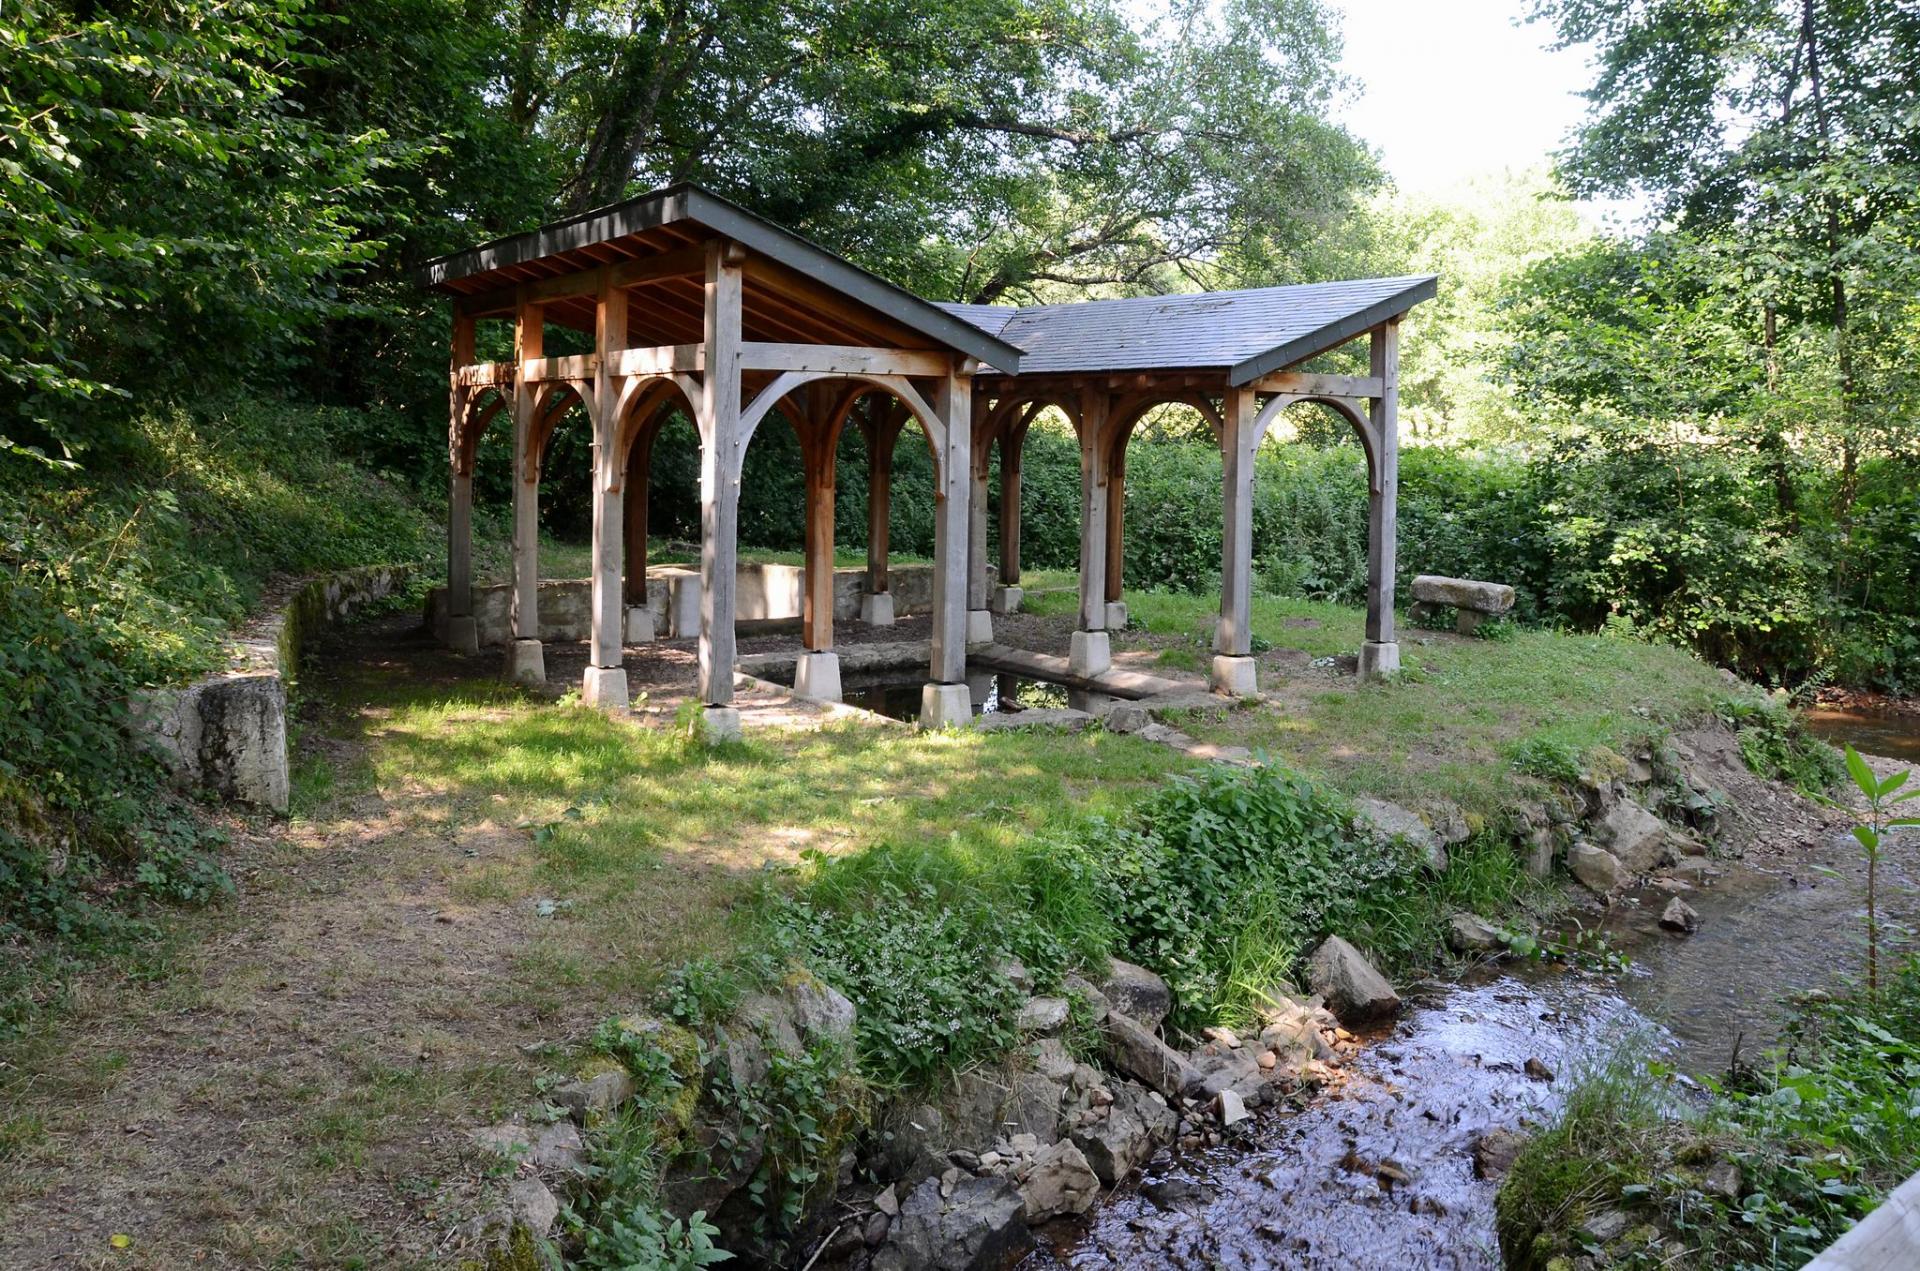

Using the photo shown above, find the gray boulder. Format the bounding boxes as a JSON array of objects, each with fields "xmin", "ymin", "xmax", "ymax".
[
  {"xmin": 1354, "ymin": 796, "xmax": 1448, "ymax": 872},
  {"xmin": 1070, "ymin": 1083, "xmax": 1176, "ymax": 1184},
  {"xmin": 1100, "ymin": 958, "xmax": 1171, "ymax": 1028},
  {"xmin": 1446, "ymin": 913, "xmax": 1506, "ymax": 954},
  {"xmin": 1016, "ymin": 996, "xmax": 1070, "ymax": 1034},
  {"xmin": 1660, "ymin": 897, "xmax": 1699, "ymax": 934},
  {"xmin": 1304, "ymin": 936, "xmax": 1401, "ymax": 1023},
  {"xmin": 1018, "ymin": 1140, "xmax": 1101, "ymax": 1222},
  {"xmin": 1568, "ymin": 842, "xmax": 1626, "ymax": 896},
  {"xmin": 1061, "ymin": 973, "xmax": 1110, "ymax": 1024},
  {"xmin": 1600, "ymin": 799, "xmax": 1669, "ymax": 872},
  {"xmin": 1411, "ymin": 575, "xmax": 1516, "ymax": 613},
  {"xmin": 788, "ymin": 973, "xmax": 857, "ymax": 1048},
  {"xmin": 871, "ymin": 1174, "xmax": 1031, "ymax": 1271},
  {"xmin": 1105, "ymin": 1012, "xmax": 1202, "ymax": 1099}
]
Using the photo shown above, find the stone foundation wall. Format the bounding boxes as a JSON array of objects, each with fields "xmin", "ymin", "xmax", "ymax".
[
  {"xmin": 427, "ymin": 563, "xmax": 937, "ymax": 648},
  {"xmin": 132, "ymin": 564, "xmax": 415, "ymax": 814}
]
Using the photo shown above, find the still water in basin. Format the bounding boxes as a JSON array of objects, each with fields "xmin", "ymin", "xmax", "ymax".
[{"xmin": 834, "ymin": 671, "xmax": 1096, "ymax": 722}]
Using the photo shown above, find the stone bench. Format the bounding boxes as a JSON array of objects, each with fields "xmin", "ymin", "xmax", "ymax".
[{"xmin": 1410, "ymin": 575, "xmax": 1515, "ymax": 635}]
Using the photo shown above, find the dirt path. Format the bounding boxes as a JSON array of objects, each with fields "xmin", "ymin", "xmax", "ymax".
[{"xmin": 0, "ymin": 628, "xmax": 600, "ymax": 1270}]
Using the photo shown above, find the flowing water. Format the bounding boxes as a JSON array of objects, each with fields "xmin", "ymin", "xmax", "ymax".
[
  {"xmin": 1023, "ymin": 713, "xmax": 1920, "ymax": 1270},
  {"xmin": 1804, "ymin": 704, "xmax": 1920, "ymax": 763}
]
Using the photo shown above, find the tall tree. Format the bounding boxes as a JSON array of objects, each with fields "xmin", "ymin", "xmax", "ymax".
[{"xmin": 1529, "ymin": 0, "xmax": 1920, "ymax": 512}]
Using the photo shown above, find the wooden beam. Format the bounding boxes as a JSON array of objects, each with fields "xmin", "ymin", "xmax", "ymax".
[
  {"xmin": 609, "ymin": 244, "xmax": 708, "ymax": 291},
  {"xmin": 740, "ymin": 342, "xmax": 952, "ymax": 377},
  {"xmin": 1249, "ymin": 371, "xmax": 1384, "ymax": 398},
  {"xmin": 521, "ymin": 353, "xmax": 598, "ymax": 382},
  {"xmin": 453, "ymin": 361, "xmax": 515, "ymax": 387},
  {"xmin": 453, "ymin": 246, "xmax": 710, "ymax": 321},
  {"xmin": 606, "ymin": 344, "xmax": 705, "ymax": 376}
]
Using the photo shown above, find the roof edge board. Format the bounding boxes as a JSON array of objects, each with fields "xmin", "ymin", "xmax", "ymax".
[
  {"xmin": 416, "ymin": 184, "xmax": 1022, "ymax": 375},
  {"xmin": 1226, "ymin": 276, "xmax": 1438, "ymax": 386}
]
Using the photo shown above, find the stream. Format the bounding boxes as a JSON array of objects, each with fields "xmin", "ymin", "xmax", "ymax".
[{"xmin": 1022, "ymin": 725, "xmax": 1920, "ymax": 1270}]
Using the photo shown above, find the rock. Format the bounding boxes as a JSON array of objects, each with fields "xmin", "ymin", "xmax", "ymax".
[
  {"xmin": 1304, "ymin": 936, "xmax": 1402, "ymax": 1023},
  {"xmin": 1256, "ymin": 1050, "xmax": 1277, "ymax": 1071},
  {"xmin": 1187, "ymin": 1043, "xmax": 1264, "ymax": 1100},
  {"xmin": 1029, "ymin": 1038, "xmax": 1079, "ymax": 1083},
  {"xmin": 1446, "ymin": 912, "xmax": 1505, "ymax": 954},
  {"xmin": 1018, "ymin": 1141, "xmax": 1101, "ymax": 1222},
  {"xmin": 820, "ymin": 1221, "xmax": 866, "ymax": 1261},
  {"xmin": 1666, "ymin": 855, "xmax": 1721, "ymax": 882},
  {"xmin": 1062, "ymin": 973, "xmax": 1110, "ymax": 1023},
  {"xmin": 1216, "ymin": 1089, "xmax": 1250, "ymax": 1126},
  {"xmin": 948, "ymin": 1148, "xmax": 982, "ymax": 1172},
  {"xmin": 1581, "ymin": 1209, "xmax": 1630, "ymax": 1242},
  {"xmin": 1354, "ymin": 796, "xmax": 1448, "ymax": 872},
  {"xmin": 876, "ymin": 1106, "xmax": 948, "ymax": 1189},
  {"xmin": 1100, "ymin": 959, "xmax": 1171, "ymax": 1028},
  {"xmin": 788, "ymin": 972, "xmax": 857, "ymax": 1048},
  {"xmin": 1524, "ymin": 1057, "xmax": 1554, "ymax": 1083},
  {"xmin": 1016, "ymin": 996, "xmax": 1071, "ymax": 1034},
  {"xmin": 472, "ymin": 1119, "xmax": 587, "ymax": 1176},
  {"xmin": 1005, "ymin": 1072, "xmax": 1069, "ymax": 1144},
  {"xmin": 997, "ymin": 959, "xmax": 1032, "ymax": 992},
  {"xmin": 551, "ymin": 1058, "xmax": 635, "ymax": 1123},
  {"xmin": 872, "ymin": 1174, "xmax": 1031, "ymax": 1271},
  {"xmin": 1410, "ymin": 575, "xmax": 1515, "ymax": 615},
  {"xmin": 1568, "ymin": 842, "xmax": 1627, "ymax": 896},
  {"xmin": 1472, "ymin": 1128, "xmax": 1524, "ymax": 1179},
  {"xmin": 875, "ymin": 1184, "xmax": 900, "ymax": 1216},
  {"xmin": 506, "ymin": 1177, "xmax": 560, "ymax": 1236},
  {"xmin": 1202, "ymin": 1025, "xmax": 1242, "ymax": 1049},
  {"xmin": 1105, "ymin": 1012, "xmax": 1202, "ymax": 1099},
  {"xmin": 1703, "ymin": 1159, "xmax": 1742, "ymax": 1200},
  {"xmin": 1422, "ymin": 799, "xmax": 1472, "ymax": 845},
  {"xmin": 1600, "ymin": 799, "xmax": 1670, "ymax": 873},
  {"xmin": 1660, "ymin": 897, "xmax": 1699, "ymax": 934},
  {"xmin": 1070, "ymin": 1083, "xmax": 1176, "ymax": 1185},
  {"xmin": 1103, "ymin": 702, "xmax": 1153, "ymax": 734}
]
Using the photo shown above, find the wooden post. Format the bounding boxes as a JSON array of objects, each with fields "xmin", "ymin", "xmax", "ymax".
[
  {"xmin": 1361, "ymin": 321, "xmax": 1401, "ymax": 679},
  {"xmin": 928, "ymin": 369, "xmax": 972, "ymax": 690},
  {"xmin": 1105, "ymin": 433, "xmax": 1126, "ymax": 605},
  {"xmin": 998, "ymin": 420, "xmax": 1024, "ymax": 587},
  {"xmin": 802, "ymin": 413, "xmax": 837, "ymax": 655},
  {"xmin": 447, "ymin": 308, "xmax": 476, "ymax": 643},
  {"xmin": 623, "ymin": 422, "xmax": 654, "ymax": 607},
  {"xmin": 1075, "ymin": 390, "xmax": 1109, "ymax": 632},
  {"xmin": 506, "ymin": 293, "xmax": 546, "ymax": 684},
  {"xmin": 860, "ymin": 402, "xmax": 899, "ymax": 626},
  {"xmin": 584, "ymin": 270, "xmax": 628, "ymax": 705},
  {"xmin": 448, "ymin": 470, "xmax": 473, "ymax": 614},
  {"xmin": 698, "ymin": 241, "xmax": 743, "ymax": 714},
  {"xmin": 1070, "ymin": 390, "xmax": 1111, "ymax": 676},
  {"xmin": 1217, "ymin": 387, "xmax": 1256, "ymax": 658},
  {"xmin": 965, "ymin": 397, "xmax": 992, "ymax": 643}
]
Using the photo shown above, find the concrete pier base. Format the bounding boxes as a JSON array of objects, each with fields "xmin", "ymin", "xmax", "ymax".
[
  {"xmin": 1105, "ymin": 601, "xmax": 1129, "ymax": 631},
  {"xmin": 860, "ymin": 592, "xmax": 896, "ymax": 627},
  {"xmin": 1210, "ymin": 654, "xmax": 1258, "ymax": 696},
  {"xmin": 581, "ymin": 665, "xmax": 629, "ymax": 709},
  {"xmin": 1359, "ymin": 640, "xmax": 1401, "ymax": 681},
  {"xmin": 504, "ymin": 638, "xmax": 546, "ymax": 687},
  {"xmin": 447, "ymin": 614, "xmax": 479, "ymax": 656},
  {"xmin": 966, "ymin": 609, "xmax": 994, "ymax": 646},
  {"xmin": 919, "ymin": 682, "xmax": 973, "ymax": 729},
  {"xmin": 991, "ymin": 585, "xmax": 1024, "ymax": 616},
  {"xmin": 703, "ymin": 705, "xmax": 742, "ymax": 743},
  {"xmin": 666, "ymin": 575, "xmax": 702, "ymax": 638},
  {"xmin": 793, "ymin": 650, "xmax": 843, "ymax": 702},
  {"xmin": 1068, "ymin": 629, "xmax": 1111, "ymax": 678},
  {"xmin": 625, "ymin": 605, "xmax": 658, "ymax": 644}
]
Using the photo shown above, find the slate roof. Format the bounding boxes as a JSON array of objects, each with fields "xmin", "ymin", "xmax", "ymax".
[{"xmin": 938, "ymin": 276, "xmax": 1436, "ymax": 385}]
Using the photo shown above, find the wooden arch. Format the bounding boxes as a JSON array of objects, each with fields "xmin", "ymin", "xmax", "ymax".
[{"xmin": 1253, "ymin": 393, "xmax": 1385, "ymax": 492}]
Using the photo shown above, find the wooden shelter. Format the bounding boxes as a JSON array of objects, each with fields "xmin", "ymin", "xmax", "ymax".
[{"xmin": 420, "ymin": 183, "xmax": 1434, "ymax": 732}]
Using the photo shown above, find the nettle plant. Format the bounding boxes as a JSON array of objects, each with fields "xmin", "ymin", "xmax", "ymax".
[{"xmin": 1841, "ymin": 745, "xmax": 1920, "ymax": 997}]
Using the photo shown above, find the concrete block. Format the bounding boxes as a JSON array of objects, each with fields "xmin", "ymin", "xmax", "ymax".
[
  {"xmin": 702, "ymin": 705, "xmax": 742, "ymax": 743},
  {"xmin": 966, "ymin": 609, "xmax": 994, "ymax": 645},
  {"xmin": 1358, "ymin": 640, "xmax": 1400, "ymax": 680},
  {"xmin": 581, "ymin": 665, "xmax": 629, "ymax": 709},
  {"xmin": 1210, "ymin": 655, "xmax": 1258, "ymax": 696},
  {"xmin": 793, "ymin": 651, "xmax": 843, "ymax": 702},
  {"xmin": 860, "ymin": 591, "xmax": 896, "ymax": 627},
  {"xmin": 1411, "ymin": 575, "xmax": 1515, "ymax": 615},
  {"xmin": 1105, "ymin": 601, "xmax": 1129, "ymax": 631},
  {"xmin": 991, "ymin": 584, "xmax": 1024, "ymax": 615},
  {"xmin": 919, "ymin": 681, "xmax": 974, "ymax": 729},
  {"xmin": 446, "ymin": 614, "xmax": 480, "ymax": 656},
  {"xmin": 665, "ymin": 573, "xmax": 703, "ymax": 638},
  {"xmin": 504, "ymin": 638, "xmax": 546, "ymax": 687},
  {"xmin": 625, "ymin": 605, "xmax": 657, "ymax": 644},
  {"xmin": 1068, "ymin": 630, "xmax": 1111, "ymax": 678}
]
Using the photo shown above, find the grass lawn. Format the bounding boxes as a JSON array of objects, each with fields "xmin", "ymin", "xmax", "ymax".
[{"xmin": 0, "ymin": 589, "xmax": 1751, "ymax": 1267}]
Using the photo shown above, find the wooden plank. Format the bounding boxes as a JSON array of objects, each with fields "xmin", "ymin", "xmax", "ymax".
[
  {"xmin": 740, "ymin": 342, "xmax": 952, "ymax": 377},
  {"xmin": 605, "ymin": 344, "xmax": 705, "ymax": 376},
  {"xmin": 521, "ymin": 353, "xmax": 598, "ymax": 382},
  {"xmin": 609, "ymin": 244, "xmax": 708, "ymax": 290},
  {"xmin": 453, "ymin": 361, "xmax": 515, "ymax": 387},
  {"xmin": 1250, "ymin": 371, "xmax": 1383, "ymax": 398}
]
